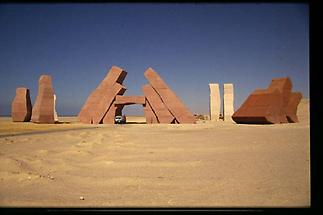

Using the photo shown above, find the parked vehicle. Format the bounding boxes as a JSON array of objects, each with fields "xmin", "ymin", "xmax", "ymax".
[{"xmin": 115, "ymin": 115, "xmax": 126, "ymax": 124}]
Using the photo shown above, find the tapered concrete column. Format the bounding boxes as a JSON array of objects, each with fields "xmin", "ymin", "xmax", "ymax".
[
  {"xmin": 209, "ymin": 83, "xmax": 221, "ymax": 121},
  {"xmin": 223, "ymin": 83, "xmax": 234, "ymax": 121},
  {"xmin": 53, "ymin": 94, "xmax": 58, "ymax": 122}
]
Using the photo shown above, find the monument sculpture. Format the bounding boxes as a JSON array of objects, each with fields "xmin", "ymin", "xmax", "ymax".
[
  {"xmin": 142, "ymin": 84, "xmax": 175, "ymax": 123},
  {"xmin": 11, "ymin": 87, "xmax": 32, "ymax": 122},
  {"xmin": 144, "ymin": 68, "xmax": 195, "ymax": 124},
  {"xmin": 209, "ymin": 83, "xmax": 221, "ymax": 122},
  {"xmin": 232, "ymin": 77, "xmax": 302, "ymax": 124},
  {"xmin": 78, "ymin": 66, "xmax": 127, "ymax": 124},
  {"xmin": 209, "ymin": 83, "xmax": 234, "ymax": 122},
  {"xmin": 78, "ymin": 66, "xmax": 196, "ymax": 124},
  {"xmin": 31, "ymin": 75, "xmax": 56, "ymax": 123},
  {"xmin": 223, "ymin": 83, "xmax": 234, "ymax": 122}
]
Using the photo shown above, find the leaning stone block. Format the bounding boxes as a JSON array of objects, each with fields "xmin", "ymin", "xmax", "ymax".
[
  {"xmin": 78, "ymin": 66, "xmax": 127, "ymax": 124},
  {"xmin": 143, "ymin": 99, "xmax": 159, "ymax": 124},
  {"xmin": 144, "ymin": 68, "xmax": 195, "ymax": 124},
  {"xmin": 31, "ymin": 75, "xmax": 55, "ymax": 123},
  {"xmin": 102, "ymin": 102, "xmax": 123, "ymax": 124},
  {"xmin": 11, "ymin": 87, "xmax": 32, "ymax": 122},
  {"xmin": 142, "ymin": 84, "xmax": 175, "ymax": 124},
  {"xmin": 232, "ymin": 89, "xmax": 284, "ymax": 124},
  {"xmin": 232, "ymin": 77, "xmax": 301, "ymax": 124}
]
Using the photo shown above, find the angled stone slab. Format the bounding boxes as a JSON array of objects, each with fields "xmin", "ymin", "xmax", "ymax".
[
  {"xmin": 144, "ymin": 68, "xmax": 196, "ymax": 124},
  {"xmin": 142, "ymin": 84, "xmax": 175, "ymax": 123},
  {"xmin": 209, "ymin": 83, "xmax": 221, "ymax": 122},
  {"xmin": 232, "ymin": 88, "xmax": 285, "ymax": 124},
  {"xmin": 143, "ymin": 99, "xmax": 159, "ymax": 124},
  {"xmin": 98, "ymin": 66, "xmax": 127, "ymax": 88},
  {"xmin": 11, "ymin": 87, "xmax": 32, "ymax": 122},
  {"xmin": 102, "ymin": 101, "xmax": 124, "ymax": 124},
  {"xmin": 78, "ymin": 66, "xmax": 127, "ymax": 124},
  {"xmin": 115, "ymin": 95, "xmax": 145, "ymax": 105},
  {"xmin": 32, "ymin": 75, "xmax": 55, "ymax": 123},
  {"xmin": 286, "ymin": 92, "xmax": 302, "ymax": 123}
]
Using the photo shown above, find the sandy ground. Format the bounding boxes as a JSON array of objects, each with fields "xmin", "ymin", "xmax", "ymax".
[{"xmin": 0, "ymin": 99, "xmax": 310, "ymax": 207}]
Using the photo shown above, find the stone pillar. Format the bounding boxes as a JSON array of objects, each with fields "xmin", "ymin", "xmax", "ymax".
[
  {"xmin": 11, "ymin": 87, "xmax": 32, "ymax": 122},
  {"xmin": 209, "ymin": 83, "xmax": 221, "ymax": 121},
  {"xmin": 223, "ymin": 83, "xmax": 234, "ymax": 122},
  {"xmin": 31, "ymin": 75, "xmax": 55, "ymax": 123},
  {"xmin": 53, "ymin": 94, "xmax": 58, "ymax": 122}
]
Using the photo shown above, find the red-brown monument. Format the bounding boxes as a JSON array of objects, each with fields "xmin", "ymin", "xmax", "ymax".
[
  {"xmin": 232, "ymin": 77, "xmax": 302, "ymax": 124},
  {"xmin": 144, "ymin": 68, "xmax": 196, "ymax": 124},
  {"xmin": 78, "ymin": 66, "xmax": 196, "ymax": 124},
  {"xmin": 31, "ymin": 75, "xmax": 56, "ymax": 123},
  {"xmin": 11, "ymin": 87, "xmax": 32, "ymax": 122},
  {"xmin": 78, "ymin": 66, "xmax": 127, "ymax": 124}
]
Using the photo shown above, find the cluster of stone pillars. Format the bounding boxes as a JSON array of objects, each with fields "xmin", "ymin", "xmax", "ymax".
[
  {"xmin": 78, "ymin": 66, "xmax": 196, "ymax": 124},
  {"xmin": 209, "ymin": 83, "xmax": 234, "ymax": 122},
  {"xmin": 11, "ymin": 75, "xmax": 59, "ymax": 123}
]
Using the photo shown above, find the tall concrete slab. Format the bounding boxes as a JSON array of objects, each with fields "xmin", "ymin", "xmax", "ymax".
[
  {"xmin": 53, "ymin": 94, "xmax": 58, "ymax": 122},
  {"xmin": 209, "ymin": 83, "xmax": 221, "ymax": 121},
  {"xmin": 223, "ymin": 83, "xmax": 234, "ymax": 122},
  {"xmin": 144, "ymin": 68, "xmax": 196, "ymax": 124},
  {"xmin": 142, "ymin": 84, "xmax": 175, "ymax": 123},
  {"xmin": 78, "ymin": 66, "xmax": 127, "ymax": 124},
  {"xmin": 31, "ymin": 75, "xmax": 55, "ymax": 123}
]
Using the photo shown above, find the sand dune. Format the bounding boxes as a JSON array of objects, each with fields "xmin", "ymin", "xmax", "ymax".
[{"xmin": 0, "ymin": 99, "xmax": 310, "ymax": 207}]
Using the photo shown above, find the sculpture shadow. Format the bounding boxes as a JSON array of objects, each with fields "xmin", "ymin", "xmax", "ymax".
[
  {"xmin": 55, "ymin": 121, "xmax": 72, "ymax": 124},
  {"xmin": 126, "ymin": 122, "xmax": 146, "ymax": 124}
]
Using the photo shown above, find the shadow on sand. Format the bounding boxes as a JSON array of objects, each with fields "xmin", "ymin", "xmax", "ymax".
[{"xmin": 125, "ymin": 122, "xmax": 146, "ymax": 124}]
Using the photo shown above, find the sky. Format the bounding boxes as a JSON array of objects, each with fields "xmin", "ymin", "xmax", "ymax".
[{"xmin": 0, "ymin": 3, "xmax": 309, "ymax": 116}]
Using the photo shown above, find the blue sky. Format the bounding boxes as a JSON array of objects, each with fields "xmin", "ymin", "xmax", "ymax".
[{"xmin": 0, "ymin": 3, "xmax": 309, "ymax": 116}]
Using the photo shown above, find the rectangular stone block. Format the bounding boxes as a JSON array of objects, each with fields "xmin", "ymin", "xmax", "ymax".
[
  {"xmin": 102, "ymin": 102, "xmax": 124, "ymax": 124},
  {"xmin": 232, "ymin": 78, "xmax": 298, "ymax": 124},
  {"xmin": 286, "ymin": 92, "xmax": 302, "ymax": 123},
  {"xmin": 143, "ymin": 100, "xmax": 159, "ymax": 124},
  {"xmin": 98, "ymin": 66, "xmax": 127, "ymax": 88},
  {"xmin": 115, "ymin": 95, "xmax": 145, "ymax": 105},
  {"xmin": 267, "ymin": 78, "xmax": 292, "ymax": 123},
  {"xmin": 232, "ymin": 89, "xmax": 285, "ymax": 124},
  {"xmin": 223, "ymin": 83, "xmax": 234, "ymax": 122},
  {"xmin": 78, "ymin": 66, "xmax": 127, "ymax": 124},
  {"xmin": 209, "ymin": 83, "xmax": 221, "ymax": 121},
  {"xmin": 144, "ymin": 68, "xmax": 196, "ymax": 124},
  {"xmin": 142, "ymin": 84, "xmax": 175, "ymax": 123}
]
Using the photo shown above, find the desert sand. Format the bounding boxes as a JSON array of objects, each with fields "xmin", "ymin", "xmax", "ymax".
[{"xmin": 0, "ymin": 99, "xmax": 310, "ymax": 207}]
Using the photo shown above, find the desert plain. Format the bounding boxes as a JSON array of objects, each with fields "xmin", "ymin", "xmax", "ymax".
[{"xmin": 0, "ymin": 99, "xmax": 310, "ymax": 207}]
